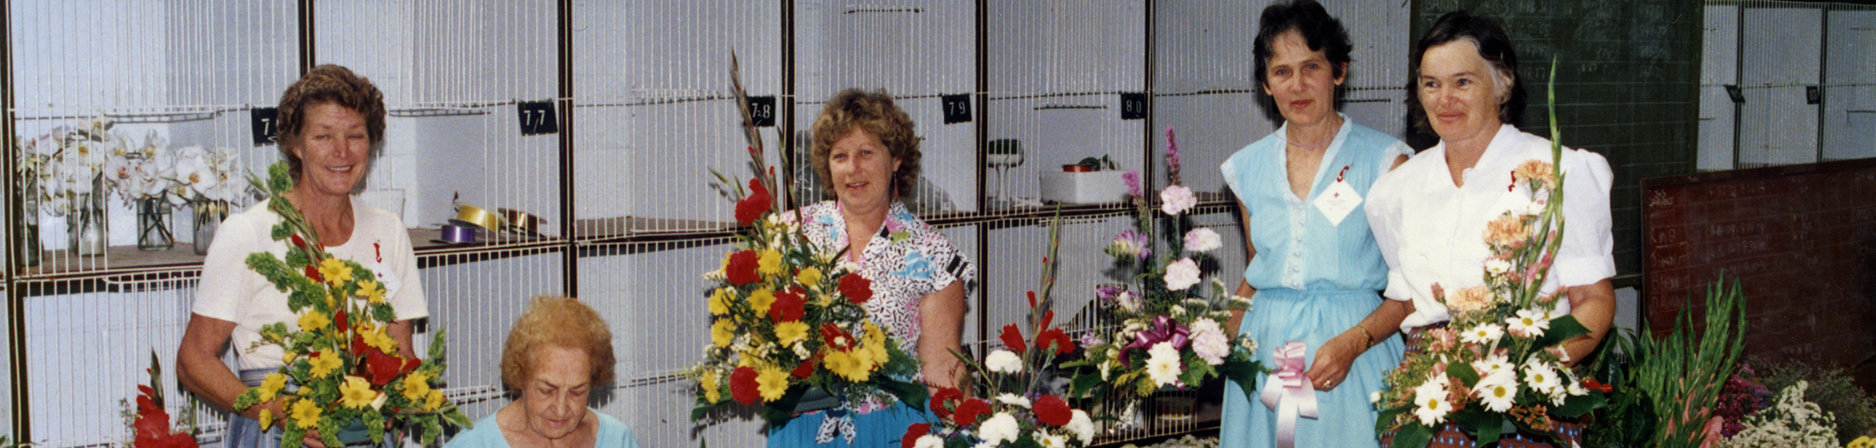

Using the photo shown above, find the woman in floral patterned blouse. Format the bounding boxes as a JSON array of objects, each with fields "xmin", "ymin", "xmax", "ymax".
[{"xmin": 767, "ymin": 88, "xmax": 976, "ymax": 448}]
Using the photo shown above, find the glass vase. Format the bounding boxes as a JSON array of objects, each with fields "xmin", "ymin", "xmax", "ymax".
[
  {"xmin": 67, "ymin": 176, "xmax": 107, "ymax": 257},
  {"xmin": 193, "ymin": 200, "xmax": 230, "ymax": 256},
  {"xmin": 137, "ymin": 197, "xmax": 174, "ymax": 251}
]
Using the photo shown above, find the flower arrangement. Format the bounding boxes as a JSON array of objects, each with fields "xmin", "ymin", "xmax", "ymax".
[
  {"xmin": 19, "ymin": 117, "xmax": 123, "ymax": 217},
  {"xmin": 167, "ymin": 145, "xmax": 249, "ymax": 204},
  {"xmin": 902, "ymin": 221, "xmax": 1096, "ymax": 448},
  {"xmin": 101, "ymin": 130, "xmax": 173, "ymax": 203},
  {"xmin": 1719, "ymin": 381, "xmax": 1838, "ymax": 448},
  {"xmin": 1758, "ymin": 360, "xmax": 1876, "ymax": 445},
  {"xmin": 1375, "ymin": 71, "xmax": 1607, "ymax": 447},
  {"xmin": 1067, "ymin": 127, "xmax": 1263, "ymax": 399},
  {"xmin": 229, "ymin": 162, "xmax": 469, "ymax": 447},
  {"xmin": 689, "ymin": 53, "xmax": 925, "ymax": 435},
  {"xmin": 126, "ymin": 352, "xmax": 200, "ymax": 448}
]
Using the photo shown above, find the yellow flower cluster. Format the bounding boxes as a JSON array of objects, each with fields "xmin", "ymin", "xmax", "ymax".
[
  {"xmin": 711, "ymin": 320, "xmax": 736, "ymax": 348},
  {"xmin": 1848, "ymin": 436, "xmax": 1875, "ymax": 448},
  {"xmin": 308, "ymin": 350, "xmax": 344, "ymax": 378},
  {"xmin": 257, "ymin": 372, "xmax": 288, "ymax": 403},
  {"xmin": 757, "ymin": 249, "xmax": 784, "ymax": 278},
  {"xmin": 796, "ymin": 267, "xmax": 823, "ymax": 288},
  {"xmin": 298, "ymin": 311, "xmax": 330, "ymax": 333},
  {"xmin": 290, "ymin": 398, "xmax": 322, "ymax": 429},
  {"xmin": 823, "ymin": 323, "xmax": 892, "ymax": 382},
  {"xmin": 402, "ymin": 371, "xmax": 433, "ymax": 401},
  {"xmin": 338, "ymin": 375, "xmax": 379, "ymax": 409},
  {"xmin": 359, "ymin": 323, "xmax": 398, "ymax": 354},
  {"xmin": 774, "ymin": 321, "xmax": 809, "ymax": 346},
  {"xmin": 748, "ymin": 288, "xmax": 776, "ymax": 315},
  {"xmin": 756, "ymin": 366, "xmax": 790, "ymax": 401},
  {"xmin": 708, "ymin": 288, "xmax": 733, "ymax": 316},
  {"xmin": 357, "ymin": 279, "xmax": 386, "ymax": 305},
  {"xmin": 700, "ymin": 370, "xmax": 722, "ymax": 404}
]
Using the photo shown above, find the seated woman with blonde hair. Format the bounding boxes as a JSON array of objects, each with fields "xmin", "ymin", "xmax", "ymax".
[{"xmin": 447, "ymin": 297, "xmax": 640, "ymax": 448}]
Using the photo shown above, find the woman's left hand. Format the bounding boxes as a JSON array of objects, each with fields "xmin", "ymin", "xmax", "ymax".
[{"xmin": 1304, "ymin": 331, "xmax": 1364, "ymax": 391}]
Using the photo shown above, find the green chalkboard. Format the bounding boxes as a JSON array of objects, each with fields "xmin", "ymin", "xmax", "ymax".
[{"xmin": 1409, "ymin": 0, "xmax": 1704, "ymax": 283}]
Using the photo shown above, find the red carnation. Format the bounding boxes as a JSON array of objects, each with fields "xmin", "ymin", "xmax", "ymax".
[
  {"xmin": 735, "ymin": 179, "xmax": 772, "ymax": 226},
  {"xmin": 838, "ymin": 273, "xmax": 873, "ymax": 304},
  {"xmin": 365, "ymin": 350, "xmax": 421, "ymax": 386},
  {"xmin": 999, "ymin": 323, "xmax": 1027, "ymax": 353},
  {"xmin": 726, "ymin": 250, "xmax": 761, "ymax": 286},
  {"xmin": 820, "ymin": 324, "xmax": 854, "ymax": 351},
  {"xmin": 930, "ymin": 387, "xmax": 964, "ymax": 418},
  {"xmin": 303, "ymin": 265, "xmax": 322, "ymax": 283},
  {"xmin": 334, "ymin": 308, "xmax": 349, "ymax": 334},
  {"xmin": 901, "ymin": 423, "xmax": 931, "ymax": 448},
  {"xmin": 791, "ymin": 354, "xmax": 819, "ymax": 379},
  {"xmin": 1035, "ymin": 327, "xmax": 1074, "ymax": 355},
  {"xmin": 769, "ymin": 289, "xmax": 806, "ymax": 322},
  {"xmin": 730, "ymin": 366, "xmax": 761, "ymax": 405},
  {"xmin": 954, "ymin": 398, "xmax": 991, "ymax": 426},
  {"xmin": 1033, "ymin": 395, "xmax": 1072, "ymax": 427}
]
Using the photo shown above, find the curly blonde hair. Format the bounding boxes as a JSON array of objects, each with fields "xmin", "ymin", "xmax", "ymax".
[
  {"xmin": 274, "ymin": 64, "xmax": 387, "ymax": 180},
  {"xmin": 500, "ymin": 296, "xmax": 616, "ymax": 392},
  {"xmin": 809, "ymin": 89, "xmax": 922, "ymax": 198}
]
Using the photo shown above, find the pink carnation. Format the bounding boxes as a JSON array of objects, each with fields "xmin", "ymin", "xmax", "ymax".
[{"xmin": 1160, "ymin": 185, "xmax": 1197, "ymax": 216}]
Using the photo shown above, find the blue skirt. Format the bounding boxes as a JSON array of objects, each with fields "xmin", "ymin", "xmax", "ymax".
[
  {"xmin": 1221, "ymin": 289, "xmax": 1404, "ymax": 448},
  {"xmin": 766, "ymin": 400, "xmax": 934, "ymax": 448}
]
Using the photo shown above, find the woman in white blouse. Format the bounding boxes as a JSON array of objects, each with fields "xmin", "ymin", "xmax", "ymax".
[{"xmin": 1364, "ymin": 11, "xmax": 1616, "ymax": 446}]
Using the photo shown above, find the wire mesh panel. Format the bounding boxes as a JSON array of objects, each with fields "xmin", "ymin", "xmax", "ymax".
[
  {"xmin": 416, "ymin": 248, "xmax": 565, "ymax": 422},
  {"xmin": 1703, "ymin": 1, "xmax": 1876, "ymax": 168},
  {"xmin": 571, "ymin": 1, "xmax": 783, "ymax": 238},
  {"xmin": 317, "ymin": 0, "xmax": 562, "ymax": 238},
  {"xmin": 1740, "ymin": 2, "xmax": 1823, "ymax": 168},
  {"xmin": 577, "ymin": 238, "xmax": 766, "ymax": 448},
  {"xmin": 1823, "ymin": 4, "xmax": 1876, "ymax": 162},
  {"xmin": 21, "ymin": 275, "xmax": 217, "ymax": 447},
  {"xmin": 8, "ymin": 0, "xmax": 294, "ymax": 275},
  {"xmin": 986, "ymin": 1, "xmax": 1146, "ymax": 210},
  {"xmin": 1701, "ymin": 3, "xmax": 1742, "ymax": 171},
  {"xmin": 792, "ymin": 0, "xmax": 979, "ymax": 217}
]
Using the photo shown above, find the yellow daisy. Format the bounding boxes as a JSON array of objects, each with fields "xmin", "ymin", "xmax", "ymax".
[
  {"xmin": 402, "ymin": 371, "xmax": 433, "ymax": 401},
  {"xmin": 755, "ymin": 366, "xmax": 791, "ymax": 402},
  {"xmin": 317, "ymin": 258, "xmax": 354, "ymax": 285},
  {"xmin": 290, "ymin": 398, "xmax": 322, "ymax": 430},
  {"xmin": 773, "ymin": 321, "xmax": 810, "ymax": 346},
  {"xmin": 308, "ymin": 351, "xmax": 344, "ymax": 378},
  {"xmin": 297, "ymin": 311, "xmax": 330, "ymax": 332},
  {"xmin": 425, "ymin": 389, "xmax": 445, "ymax": 411},
  {"xmin": 356, "ymin": 279, "xmax": 386, "ymax": 305},
  {"xmin": 257, "ymin": 372, "xmax": 288, "ymax": 403},
  {"xmin": 823, "ymin": 349, "xmax": 873, "ymax": 382},
  {"xmin": 747, "ymin": 288, "xmax": 776, "ymax": 315},
  {"xmin": 757, "ymin": 249, "xmax": 784, "ymax": 277},
  {"xmin": 795, "ymin": 267, "xmax": 823, "ymax": 288},
  {"xmin": 338, "ymin": 375, "xmax": 378, "ymax": 409},
  {"xmin": 711, "ymin": 320, "xmax": 736, "ymax": 348},
  {"xmin": 700, "ymin": 370, "xmax": 722, "ymax": 404},
  {"xmin": 708, "ymin": 288, "xmax": 733, "ymax": 316},
  {"xmin": 258, "ymin": 407, "xmax": 275, "ymax": 431}
]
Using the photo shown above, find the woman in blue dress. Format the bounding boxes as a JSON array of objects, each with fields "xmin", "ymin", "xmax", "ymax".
[{"xmin": 1218, "ymin": 1, "xmax": 1413, "ymax": 447}]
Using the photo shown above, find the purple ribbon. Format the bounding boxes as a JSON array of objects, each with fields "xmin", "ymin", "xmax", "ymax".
[
  {"xmin": 1120, "ymin": 316, "xmax": 1189, "ymax": 366},
  {"xmin": 441, "ymin": 224, "xmax": 477, "ymax": 243},
  {"xmin": 1259, "ymin": 341, "xmax": 1318, "ymax": 448}
]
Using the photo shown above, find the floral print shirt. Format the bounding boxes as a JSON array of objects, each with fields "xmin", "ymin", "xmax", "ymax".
[{"xmin": 796, "ymin": 200, "xmax": 976, "ymax": 355}]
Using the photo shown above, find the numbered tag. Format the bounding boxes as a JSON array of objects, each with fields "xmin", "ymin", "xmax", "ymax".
[
  {"xmin": 1120, "ymin": 93, "xmax": 1148, "ymax": 120},
  {"xmin": 747, "ymin": 96, "xmax": 776, "ymax": 127},
  {"xmin": 942, "ymin": 94, "xmax": 972, "ymax": 124},
  {"xmin": 516, "ymin": 101, "xmax": 559, "ymax": 135},
  {"xmin": 250, "ymin": 107, "xmax": 279, "ymax": 146}
]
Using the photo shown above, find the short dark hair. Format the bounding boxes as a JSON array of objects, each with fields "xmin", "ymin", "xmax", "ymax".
[
  {"xmin": 1408, "ymin": 10, "xmax": 1525, "ymax": 131},
  {"xmin": 275, "ymin": 64, "xmax": 387, "ymax": 180},
  {"xmin": 1253, "ymin": 0, "xmax": 1353, "ymax": 90}
]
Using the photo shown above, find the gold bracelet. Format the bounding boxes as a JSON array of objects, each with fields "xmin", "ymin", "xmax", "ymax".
[{"xmin": 1353, "ymin": 322, "xmax": 1376, "ymax": 348}]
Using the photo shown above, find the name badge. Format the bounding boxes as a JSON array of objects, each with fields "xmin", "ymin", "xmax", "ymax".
[{"xmin": 1314, "ymin": 166, "xmax": 1362, "ymax": 226}]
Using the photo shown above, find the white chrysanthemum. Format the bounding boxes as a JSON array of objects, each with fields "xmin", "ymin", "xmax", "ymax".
[
  {"xmin": 1460, "ymin": 323, "xmax": 1504, "ymax": 346},
  {"xmin": 1473, "ymin": 369, "xmax": 1519, "ymax": 412},
  {"xmin": 977, "ymin": 413, "xmax": 1021, "ymax": 445},
  {"xmin": 1164, "ymin": 258, "xmax": 1202, "ymax": 291},
  {"xmin": 1145, "ymin": 342, "xmax": 1183, "ymax": 387},
  {"xmin": 1505, "ymin": 309, "xmax": 1550, "ymax": 338},
  {"xmin": 995, "ymin": 393, "xmax": 1031, "ymax": 408},
  {"xmin": 1065, "ymin": 409, "xmax": 1095, "ymax": 444},
  {"xmin": 1183, "ymin": 227, "xmax": 1223, "ymax": 252},
  {"xmin": 913, "ymin": 435, "xmax": 945, "ymax": 448},
  {"xmin": 1484, "ymin": 258, "xmax": 1513, "ymax": 276},
  {"xmin": 985, "ymin": 349, "xmax": 1024, "ymax": 374},
  {"xmin": 1037, "ymin": 433, "xmax": 1068, "ymax": 448},
  {"xmin": 1412, "ymin": 376, "xmax": 1452, "ymax": 426}
]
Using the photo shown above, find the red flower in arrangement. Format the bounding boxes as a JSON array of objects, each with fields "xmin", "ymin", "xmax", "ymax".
[
  {"xmin": 953, "ymin": 397, "xmax": 991, "ymax": 426},
  {"xmin": 1035, "ymin": 327, "xmax": 1075, "ymax": 355},
  {"xmin": 365, "ymin": 350, "xmax": 421, "ymax": 386},
  {"xmin": 303, "ymin": 265, "xmax": 323, "ymax": 283},
  {"xmin": 334, "ymin": 308, "xmax": 350, "ymax": 334},
  {"xmin": 838, "ymin": 273, "xmax": 873, "ymax": 304},
  {"xmin": 1034, "ymin": 394, "xmax": 1073, "ymax": 426},
  {"xmin": 769, "ymin": 289, "xmax": 806, "ymax": 322},
  {"xmin": 726, "ymin": 250, "xmax": 761, "ymax": 286},
  {"xmin": 820, "ymin": 324, "xmax": 855, "ymax": 351},
  {"xmin": 999, "ymin": 323, "xmax": 1028, "ymax": 353},
  {"xmin": 735, "ymin": 178, "xmax": 772, "ymax": 226},
  {"xmin": 350, "ymin": 333, "xmax": 371, "ymax": 357},
  {"xmin": 133, "ymin": 384, "xmax": 199, "ymax": 448},
  {"xmin": 730, "ymin": 366, "xmax": 761, "ymax": 405},
  {"xmin": 1583, "ymin": 378, "xmax": 1614, "ymax": 394},
  {"xmin": 930, "ymin": 387, "xmax": 964, "ymax": 418},
  {"xmin": 901, "ymin": 423, "xmax": 931, "ymax": 448},
  {"xmin": 791, "ymin": 354, "xmax": 819, "ymax": 379},
  {"xmin": 290, "ymin": 234, "xmax": 307, "ymax": 249}
]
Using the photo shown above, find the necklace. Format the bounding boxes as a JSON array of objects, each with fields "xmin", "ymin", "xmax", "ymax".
[{"xmin": 1283, "ymin": 135, "xmax": 1331, "ymax": 150}]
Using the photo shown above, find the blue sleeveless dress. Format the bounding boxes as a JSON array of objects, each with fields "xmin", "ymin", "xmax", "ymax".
[{"xmin": 1217, "ymin": 118, "xmax": 1408, "ymax": 448}]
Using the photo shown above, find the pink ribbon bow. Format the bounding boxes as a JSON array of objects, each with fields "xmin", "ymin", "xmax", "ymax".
[{"xmin": 1259, "ymin": 341, "xmax": 1318, "ymax": 448}]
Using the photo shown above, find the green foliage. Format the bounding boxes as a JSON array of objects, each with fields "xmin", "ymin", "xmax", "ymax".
[{"xmin": 1634, "ymin": 275, "xmax": 1747, "ymax": 448}]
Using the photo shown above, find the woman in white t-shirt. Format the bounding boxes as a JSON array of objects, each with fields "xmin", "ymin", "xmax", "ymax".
[
  {"xmin": 177, "ymin": 65, "xmax": 427, "ymax": 448},
  {"xmin": 1366, "ymin": 12, "xmax": 1615, "ymax": 447}
]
